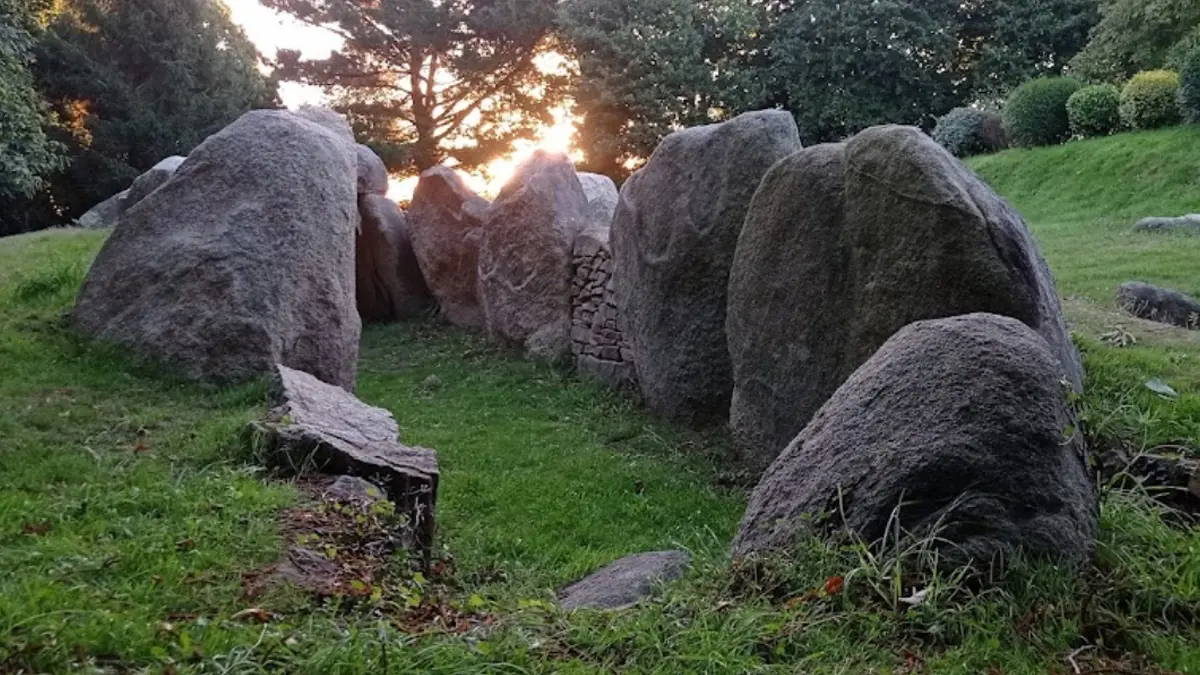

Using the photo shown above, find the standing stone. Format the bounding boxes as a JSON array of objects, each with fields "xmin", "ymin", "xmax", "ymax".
[
  {"xmin": 356, "ymin": 145, "xmax": 389, "ymax": 196},
  {"xmin": 478, "ymin": 151, "xmax": 588, "ymax": 360},
  {"xmin": 612, "ymin": 110, "xmax": 801, "ymax": 424},
  {"xmin": 733, "ymin": 314, "xmax": 1097, "ymax": 567},
  {"xmin": 727, "ymin": 125, "xmax": 1082, "ymax": 473},
  {"xmin": 1117, "ymin": 282, "xmax": 1200, "ymax": 329},
  {"xmin": 125, "ymin": 156, "xmax": 187, "ymax": 206},
  {"xmin": 577, "ymin": 172, "xmax": 619, "ymax": 227},
  {"xmin": 356, "ymin": 194, "xmax": 432, "ymax": 322},
  {"xmin": 73, "ymin": 109, "xmax": 361, "ymax": 390},
  {"xmin": 408, "ymin": 167, "xmax": 491, "ymax": 329}
]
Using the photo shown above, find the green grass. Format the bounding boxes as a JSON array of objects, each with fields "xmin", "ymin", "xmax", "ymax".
[{"xmin": 3, "ymin": 125, "xmax": 1200, "ymax": 673}]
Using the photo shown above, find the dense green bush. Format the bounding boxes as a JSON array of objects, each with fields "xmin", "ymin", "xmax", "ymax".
[
  {"xmin": 1119, "ymin": 70, "xmax": 1181, "ymax": 130},
  {"xmin": 0, "ymin": 0, "xmax": 63, "ymax": 202},
  {"xmin": 931, "ymin": 107, "xmax": 1008, "ymax": 157},
  {"xmin": 1180, "ymin": 47, "xmax": 1200, "ymax": 124},
  {"xmin": 1066, "ymin": 84, "xmax": 1122, "ymax": 137},
  {"xmin": 1002, "ymin": 77, "xmax": 1080, "ymax": 147}
]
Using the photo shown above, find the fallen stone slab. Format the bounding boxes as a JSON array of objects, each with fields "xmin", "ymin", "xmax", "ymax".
[
  {"xmin": 559, "ymin": 551, "xmax": 691, "ymax": 610},
  {"xmin": 1132, "ymin": 215, "xmax": 1200, "ymax": 233},
  {"xmin": 250, "ymin": 365, "xmax": 439, "ymax": 555},
  {"xmin": 1117, "ymin": 282, "xmax": 1200, "ymax": 329}
]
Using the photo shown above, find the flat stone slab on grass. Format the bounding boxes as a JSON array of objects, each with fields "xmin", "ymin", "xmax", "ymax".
[
  {"xmin": 1132, "ymin": 215, "xmax": 1200, "ymax": 233},
  {"xmin": 559, "ymin": 551, "xmax": 691, "ymax": 610},
  {"xmin": 253, "ymin": 365, "xmax": 439, "ymax": 553},
  {"xmin": 1117, "ymin": 282, "xmax": 1200, "ymax": 330}
]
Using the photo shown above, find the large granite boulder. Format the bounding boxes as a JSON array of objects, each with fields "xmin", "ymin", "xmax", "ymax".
[
  {"xmin": 73, "ymin": 109, "xmax": 361, "ymax": 389},
  {"xmin": 407, "ymin": 167, "xmax": 491, "ymax": 328},
  {"xmin": 478, "ymin": 151, "xmax": 589, "ymax": 360},
  {"xmin": 356, "ymin": 194, "xmax": 432, "ymax": 322},
  {"xmin": 292, "ymin": 106, "xmax": 355, "ymax": 142},
  {"xmin": 733, "ymin": 314, "xmax": 1097, "ymax": 567},
  {"xmin": 1132, "ymin": 214, "xmax": 1200, "ymax": 233},
  {"xmin": 252, "ymin": 365, "xmax": 439, "ymax": 554},
  {"xmin": 356, "ymin": 145, "xmax": 389, "ymax": 196},
  {"xmin": 125, "ymin": 155, "xmax": 186, "ymax": 206},
  {"xmin": 559, "ymin": 551, "xmax": 691, "ymax": 610},
  {"xmin": 612, "ymin": 110, "xmax": 802, "ymax": 423},
  {"xmin": 727, "ymin": 125, "xmax": 1082, "ymax": 472},
  {"xmin": 1117, "ymin": 282, "xmax": 1200, "ymax": 329}
]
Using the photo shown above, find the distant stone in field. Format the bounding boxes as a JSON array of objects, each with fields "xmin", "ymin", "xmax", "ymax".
[
  {"xmin": 76, "ymin": 190, "xmax": 128, "ymax": 229},
  {"xmin": 727, "ymin": 125, "xmax": 1082, "ymax": 473},
  {"xmin": 613, "ymin": 109, "xmax": 802, "ymax": 424},
  {"xmin": 356, "ymin": 194, "xmax": 432, "ymax": 323},
  {"xmin": 407, "ymin": 167, "xmax": 491, "ymax": 329},
  {"xmin": 1117, "ymin": 282, "xmax": 1200, "ymax": 329},
  {"xmin": 255, "ymin": 365, "xmax": 439, "ymax": 553},
  {"xmin": 733, "ymin": 314, "xmax": 1097, "ymax": 567},
  {"xmin": 478, "ymin": 151, "xmax": 588, "ymax": 360},
  {"xmin": 559, "ymin": 550, "xmax": 691, "ymax": 610},
  {"xmin": 356, "ymin": 145, "xmax": 389, "ymax": 196},
  {"xmin": 73, "ymin": 108, "xmax": 361, "ymax": 389},
  {"xmin": 1132, "ymin": 214, "xmax": 1200, "ymax": 233}
]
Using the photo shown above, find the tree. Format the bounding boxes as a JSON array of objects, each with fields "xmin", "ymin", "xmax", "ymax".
[
  {"xmin": 560, "ymin": 0, "xmax": 762, "ymax": 178},
  {"xmin": 262, "ymin": 0, "xmax": 561, "ymax": 174},
  {"xmin": 23, "ymin": 0, "xmax": 277, "ymax": 226},
  {"xmin": 765, "ymin": 0, "xmax": 962, "ymax": 143},
  {"xmin": 1071, "ymin": 0, "xmax": 1200, "ymax": 82},
  {"xmin": 0, "ymin": 0, "xmax": 62, "ymax": 206}
]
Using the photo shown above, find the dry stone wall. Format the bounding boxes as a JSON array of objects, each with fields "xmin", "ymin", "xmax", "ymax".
[{"xmin": 571, "ymin": 229, "xmax": 635, "ymax": 389}]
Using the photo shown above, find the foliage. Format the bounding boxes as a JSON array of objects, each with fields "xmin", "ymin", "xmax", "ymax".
[
  {"xmin": 1071, "ymin": 0, "xmax": 1200, "ymax": 82},
  {"xmin": 930, "ymin": 107, "xmax": 1008, "ymax": 157},
  {"xmin": 0, "ymin": 0, "xmax": 277, "ymax": 235},
  {"xmin": 1178, "ymin": 46, "xmax": 1200, "ymax": 123},
  {"xmin": 1119, "ymin": 70, "xmax": 1182, "ymax": 130},
  {"xmin": 0, "ymin": 0, "xmax": 62, "ymax": 204},
  {"xmin": 262, "ymin": 0, "xmax": 560, "ymax": 175},
  {"xmin": 1002, "ymin": 76, "xmax": 1080, "ymax": 147},
  {"xmin": 766, "ymin": 0, "xmax": 961, "ymax": 143},
  {"xmin": 1067, "ymin": 84, "xmax": 1123, "ymax": 137},
  {"xmin": 558, "ymin": 0, "xmax": 761, "ymax": 179}
]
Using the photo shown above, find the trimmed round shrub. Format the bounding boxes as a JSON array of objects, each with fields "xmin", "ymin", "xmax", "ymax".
[
  {"xmin": 931, "ymin": 107, "xmax": 1008, "ymax": 158},
  {"xmin": 1180, "ymin": 47, "xmax": 1200, "ymax": 123},
  {"xmin": 1066, "ymin": 84, "xmax": 1122, "ymax": 138},
  {"xmin": 1002, "ymin": 77, "xmax": 1080, "ymax": 147},
  {"xmin": 1119, "ymin": 70, "xmax": 1182, "ymax": 130}
]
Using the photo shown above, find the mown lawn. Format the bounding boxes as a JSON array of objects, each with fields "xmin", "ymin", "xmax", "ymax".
[{"xmin": 1, "ymin": 125, "xmax": 1199, "ymax": 673}]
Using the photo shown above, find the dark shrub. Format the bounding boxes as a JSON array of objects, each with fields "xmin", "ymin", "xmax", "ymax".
[
  {"xmin": 1067, "ymin": 84, "xmax": 1123, "ymax": 137},
  {"xmin": 931, "ymin": 107, "xmax": 1008, "ymax": 158},
  {"xmin": 1002, "ymin": 77, "xmax": 1081, "ymax": 147},
  {"xmin": 1120, "ymin": 70, "xmax": 1182, "ymax": 130},
  {"xmin": 1180, "ymin": 48, "xmax": 1200, "ymax": 123}
]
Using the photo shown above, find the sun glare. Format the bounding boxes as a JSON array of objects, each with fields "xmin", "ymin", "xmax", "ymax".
[{"xmin": 224, "ymin": 0, "xmax": 580, "ymax": 204}]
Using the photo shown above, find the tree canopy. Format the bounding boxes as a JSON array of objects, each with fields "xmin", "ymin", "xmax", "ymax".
[
  {"xmin": 262, "ymin": 0, "xmax": 561, "ymax": 174},
  {"xmin": 1071, "ymin": 0, "xmax": 1200, "ymax": 82},
  {"xmin": 0, "ymin": 0, "xmax": 62, "ymax": 204}
]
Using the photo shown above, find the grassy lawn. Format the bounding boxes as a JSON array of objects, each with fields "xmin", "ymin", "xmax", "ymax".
[{"xmin": 1, "ymin": 127, "xmax": 1199, "ymax": 673}]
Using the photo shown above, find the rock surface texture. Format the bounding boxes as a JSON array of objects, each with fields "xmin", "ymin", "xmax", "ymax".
[
  {"xmin": 407, "ymin": 167, "xmax": 491, "ymax": 328},
  {"xmin": 356, "ymin": 145, "xmax": 389, "ymax": 196},
  {"xmin": 256, "ymin": 365, "xmax": 439, "ymax": 553},
  {"xmin": 77, "ymin": 190, "xmax": 129, "ymax": 229},
  {"xmin": 612, "ymin": 110, "xmax": 802, "ymax": 423},
  {"xmin": 1117, "ymin": 282, "xmax": 1200, "ymax": 329},
  {"xmin": 125, "ymin": 155, "xmax": 187, "ymax": 207},
  {"xmin": 733, "ymin": 314, "xmax": 1097, "ymax": 567},
  {"xmin": 356, "ymin": 194, "xmax": 431, "ymax": 322},
  {"xmin": 1132, "ymin": 214, "xmax": 1200, "ymax": 233},
  {"xmin": 571, "ymin": 227, "xmax": 636, "ymax": 389},
  {"xmin": 478, "ymin": 151, "xmax": 588, "ymax": 360},
  {"xmin": 73, "ymin": 109, "xmax": 361, "ymax": 389},
  {"xmin": 727, "ymin": 125, "xmax": 1082, "ymax": 472},
  {"xmin": 559, "ymin": 551, "xmax": 691, "ymax": 610}
]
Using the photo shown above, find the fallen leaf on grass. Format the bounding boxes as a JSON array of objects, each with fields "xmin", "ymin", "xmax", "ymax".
[
  {"xmin": 21, "ymin": 521, "xmax": 51, "ymax": 536},
  {"xmin": 824, "ymin": 575, "xmax": 844, "ymax": 595},
  {"xmin": 231, "ymin": 607, "xmax": 276, "ymax": 624}
]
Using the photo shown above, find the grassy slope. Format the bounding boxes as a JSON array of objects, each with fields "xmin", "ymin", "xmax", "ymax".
[{"xmin": 1, "ymin": 129, "xmax": 1199, "ymax": 673}]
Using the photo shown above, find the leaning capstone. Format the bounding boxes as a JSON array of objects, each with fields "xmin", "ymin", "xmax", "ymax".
[
  {"xmin": 1132, "ymin": 214, "xmax": 1200, "ymax": 233},
  {"xmin": 559, "ymin": 551, "xmax": 691, "ymax": 610},
  {"xmin": 733, "ymin": 314, "xmax": 1097, "ymax": 568},
  {"xmin": 727, "ymin": 125, "xmax": 1082, "ymax": 473},
  {"xmin": 253, "ymin": 365, "xmax": 439, "ymax": 553},
  {"xmin": 407, "ymin": 167, "xmax": 492, "ymax": 329},
  {"xmin": 73, "ymin": 109, "xmax": 361, "ymax": 389},
  {"xmin": 356, "ymin": 145, "xmax": 389, "ymax": 196},
  {"xmin": 1117, "ymin": 282, "xmax": 1200, "ymax": 329},
  {"xmin": 125, "ymin": 155, "xmax": 187, "ymax": 207},
  {"xmin": 76, "ymin": 190, "xmax": 129, "ymax": 229},
  {"xmin": 612, "ymin": 110, "xmax": 802, "ymax": 424},
  {"xmin": 478, "ymin": 151, "xmax": 588, "ymax": 360}
]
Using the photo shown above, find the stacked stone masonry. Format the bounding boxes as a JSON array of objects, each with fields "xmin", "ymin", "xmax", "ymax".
[{"xmin": 571, "ymin": 232, "xmax": 636, "ymax": 390}]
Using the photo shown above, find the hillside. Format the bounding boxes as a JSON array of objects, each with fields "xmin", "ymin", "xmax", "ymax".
[{"xmin": 1, "ymin": 131, "xmax": 1199, "ymax": 673}]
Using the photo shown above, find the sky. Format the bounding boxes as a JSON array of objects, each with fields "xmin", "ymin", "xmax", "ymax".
[{"xmin": 222, "ymin": 0, "xmax": 578, "ymax": 199}]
